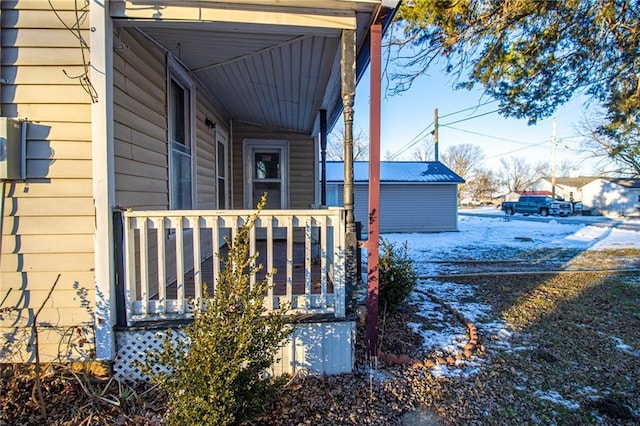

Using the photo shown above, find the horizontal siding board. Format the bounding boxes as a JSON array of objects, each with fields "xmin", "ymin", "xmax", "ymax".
[
  {"xmin": 2, "ymin": 288, "xmax": 95, "ymax": 311},
  {"xmin": 3, "ymin": 179, "xmax": 92, "ymax": 197},
  {"xmin": 0, "ymin": 271, "xmax": 95, "ymax": 293},
  {"xmin": 115, "ymin": 141, "xmax": 167, "ymax": 167},
  {"xmin": 0, "ymin": 253, "xmax": 95, "ymax": 273},
  {"xmin": 1, "ymin": 47, "xmax": 88, "ymax": 66},
  {"xmin": 2, "ymin": 84, "xmax": 91, "ymax": 103},
  {"xmin": 27, "ymin": 140, "xmax": 92, "ymax": 160},
  {"xmin": 2, "ymin": 1, "xmax": 82, "ymax": 10},
  {"xmin": 2, "ymin": 28, "xmax": 91, "ymax": 48},
  {"xmin": 1, "ymin": 65, "xmax": 89, "ymax": 86},
  {"xmin": 114, "ymin": 30, "xmax": 166, "ymax": 82},
  {"xmin": 116, "ymin": 191, "xmax": 168, "ymax": 209},
  {"xmin": 2, "ymin": 234, "xmax": 93, "ymax": 255},
  {"xmin": 113, "ymin": 68, "xmax": 165, "ymax": 110},
  {"xmin": 113, "ymin": 86, "xmax": 166, "ymax": 127},
  {"xmin": 115, "ymin": 172, "xmax": 167, "ymax": 194},
  {"xmin": 0, "ymin": 10, "xmax": 90, "ymax": 28},
  {"xmin": 26, "ymin": 121, "xmax": 91, "ymax": 141},
  {"xmin": 27, "ymin": 159, "xmax": 92, "ymax": 179},
  {"xmin": 114, "ymin": 103, "xmax": 167, "ymax": 142},
  {"xmin": 116, "ymin": 157, "xmax": 167, "ymax": 180},
  {"xmin": 3, "ymin": 197, "xmax": 94, "ymax": 216},
  {"xmin": 114, "ymin": 124, "xmax": 167, "ymax": 155},
  {"xmin": 5, "ymin": 288, "xmax": 95, "ymax": 309},
  {"xmin": 2, "ymin": 215, "xmax": 94, "ymax": 235}
]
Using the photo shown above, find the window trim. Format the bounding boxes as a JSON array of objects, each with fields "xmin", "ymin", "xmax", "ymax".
[{"xmin": 167, "ymin": 55, "xmax": 196, "ymax": 210}]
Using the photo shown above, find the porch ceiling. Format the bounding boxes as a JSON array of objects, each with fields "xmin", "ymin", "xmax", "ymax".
[{"xmin": 110, "ymin": 1, "xmax": 386, "ymax": 134}]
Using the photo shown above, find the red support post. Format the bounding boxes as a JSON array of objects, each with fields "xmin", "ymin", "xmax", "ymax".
[{"xmin": 367, "ymin": 22, "xmax": 382, "ymax": 360}]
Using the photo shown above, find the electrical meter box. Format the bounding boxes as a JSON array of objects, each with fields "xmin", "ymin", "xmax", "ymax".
[{"xmin": 0, "ymin": 117, "xmax": 25, "ymax": 180}]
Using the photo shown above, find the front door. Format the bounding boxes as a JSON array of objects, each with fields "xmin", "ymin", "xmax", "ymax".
[{"xmin": 243, "ymin": 140, "xmax": 289, "ymax": 210}]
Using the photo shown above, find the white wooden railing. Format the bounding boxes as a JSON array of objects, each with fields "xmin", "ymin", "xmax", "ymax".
[{"xmin": 121, "ymin": 208, "xmax": 346, "ymax": 325}]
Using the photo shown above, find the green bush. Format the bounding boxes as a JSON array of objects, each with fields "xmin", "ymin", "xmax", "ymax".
[
  {"xmin": 378, "ymin": 238, "xmax": 417, "ymax": 311},
  {"xmin": 143, "ymin": 196, "xmax": 292, "ymax": 425}
]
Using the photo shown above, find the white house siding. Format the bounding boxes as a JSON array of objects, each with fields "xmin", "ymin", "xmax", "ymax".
[
  {"xmin": 1, "ymin": 1, "xmax": 95, "ymax": 362},
  {"xmin": 332, "ymin": 183, "xmax": 458, "ymax": 234},
  {"xmin": 581, "ymin": 179, "xmax": 640, "ymax": 217}
]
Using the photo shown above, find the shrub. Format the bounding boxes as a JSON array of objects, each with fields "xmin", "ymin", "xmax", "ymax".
[
  {"xmin": 143, "ymin": 196, "xmax": 292, "ymax": 425},
  {"xmin": 378, "ymin": 238, "xmax": 417, "ymax": 311}
]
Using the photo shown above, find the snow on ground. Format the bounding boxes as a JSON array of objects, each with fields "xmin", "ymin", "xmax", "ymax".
[{"xmin": 378, "ymin": 214, "xmax": 640, "ymax": 380}]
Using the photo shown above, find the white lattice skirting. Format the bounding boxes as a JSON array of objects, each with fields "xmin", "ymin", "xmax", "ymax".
[
  {"xmin": 113, "ymin": 320, "xmax": 355, "ymax": 382},
  {"xmin": 113, "ymin": 329, "xmax": 185, "ymax": 382}
]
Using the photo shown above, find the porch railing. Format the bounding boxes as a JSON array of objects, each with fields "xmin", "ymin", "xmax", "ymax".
[{"xmin": 121, "ymin": 208, "xmax": 346, "ymax": 326}]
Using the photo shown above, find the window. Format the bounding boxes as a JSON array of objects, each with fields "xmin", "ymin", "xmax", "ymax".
[
  {"xmin": 168, "ymin": 59, "xmax": 194, "ymax": 210},
  {"xmin": 216, "ymin": 134, "xmax": 228, "ymax": 209}
]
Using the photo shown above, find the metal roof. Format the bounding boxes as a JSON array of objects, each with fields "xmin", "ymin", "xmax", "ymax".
[{"xmin": 325, "ymin": 161, "xmax": 465, "ymax": 184}]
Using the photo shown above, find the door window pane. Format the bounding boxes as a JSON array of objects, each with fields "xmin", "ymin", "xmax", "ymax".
[{"xmin": 254, "ymin": 152, "xmax": 280, "ymax": 179}]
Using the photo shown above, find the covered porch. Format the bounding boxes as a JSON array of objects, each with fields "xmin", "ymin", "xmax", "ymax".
[{"xmin": 92, "ymin": 0, "xmax": 398, "ymax": 378}]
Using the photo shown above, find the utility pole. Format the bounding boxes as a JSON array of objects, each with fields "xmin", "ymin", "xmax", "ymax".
[
  {"xmin": 434, "ymin": 108, "xmax": 439, "ymax": 162},
  {"xmin": 551, "ymin": 118, "xmax": 557, "ymax": 199}
]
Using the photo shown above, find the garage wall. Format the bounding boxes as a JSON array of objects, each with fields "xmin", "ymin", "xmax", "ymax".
[{"xmin": 329, "ymin": 183, "xmax": 459, "ymax": 234}]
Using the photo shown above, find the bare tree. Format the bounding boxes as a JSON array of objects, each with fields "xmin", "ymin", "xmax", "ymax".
[
  {"xmin": 411, "ymin": 138, "xmax": 435, "ymax": 162},
  {"xmin": 465, "ymin": 168, "xmax": 499, "ymax": 200},
  {"xmin": 557, "ymin": 160, "xmax": 577, "ymax": 178},
  {"xmin": 326, "ymin": 126, "xmax": 369, "ymax": 161},
  {"xmin": 440, "ymin": 144, "xmax": 484, "ymax": 203},
  {"xmin": 579, "ymin": 114, "xmax": 640, "ymax": 177},
  {"xmin": 440, "ymin": 144, "xmax": 484, "ymax": 180},
  {"xmin": 498, "ymin": 157, "xmax": 541, "ymax": 193}
]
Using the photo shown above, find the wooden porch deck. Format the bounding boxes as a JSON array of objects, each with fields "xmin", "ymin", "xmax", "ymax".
[{"xmin": 165, "ymin": 240, "xmax": 333, "ymax": 300}]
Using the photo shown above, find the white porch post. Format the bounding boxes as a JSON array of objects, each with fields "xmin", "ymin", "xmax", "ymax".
[{"xmin": 91, "ymin": 0, "xmax": 116, "ymax": 360}]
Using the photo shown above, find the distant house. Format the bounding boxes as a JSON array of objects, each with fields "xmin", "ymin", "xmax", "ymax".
[
  {"xmin": 531, "ymin": 177, "xmax": 596, "ymax": 202},
  {"xmin": 580, "ymin": 178, "xmax": 640, "ymax": 217},
  {"xmin": 325, "ymin": 161, "xmax": 465, "ymax": 234}
]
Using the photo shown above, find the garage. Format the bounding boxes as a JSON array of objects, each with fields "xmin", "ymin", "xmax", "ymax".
[{"xmin": 324, "ymin": 161, "xmax": 465, "ymax": 234}]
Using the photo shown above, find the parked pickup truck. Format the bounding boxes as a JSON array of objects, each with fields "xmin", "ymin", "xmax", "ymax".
[{"xmin": 502, "ymin": 195, "xmax": 572, "ymax": 217}]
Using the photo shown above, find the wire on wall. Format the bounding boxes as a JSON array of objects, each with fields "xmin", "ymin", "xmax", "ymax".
[{"xmin": 48, "ymin": 0, "xmax": 98, "ymax": 103}]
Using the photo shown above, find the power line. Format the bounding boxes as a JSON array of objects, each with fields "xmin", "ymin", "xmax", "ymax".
[
  {"xmin": 387, "ymin": 122, "xmax": 434, "ymax": 160},
  {"xmin": 485, "ymin": 139, "xmax": 550, "ymax": 159},
  {"xmin": 439, "ymin": 99, "xmax": 498, "ymax": 119},
  {"xmin": 387, "ymin": 104, "xmax": 501, "ymax": 160},
  {"xmin": 440, "ymin": 109, "xmax": 501, "ymax": 126},
  {"xmin": 443, "ymin": 125, "xmax": 536, "ymax": 146}
]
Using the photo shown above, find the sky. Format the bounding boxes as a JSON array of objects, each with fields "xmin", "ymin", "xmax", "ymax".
[
  {"xmin": 378, "ymin": 211, "xmax": 639, "ymax": 389},
  {"xmin": 338, "ymin": 66, "xmax": 601, "ymax": 176}
]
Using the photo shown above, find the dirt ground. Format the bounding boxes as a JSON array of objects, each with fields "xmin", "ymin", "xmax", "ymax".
[{"xmin": 2, "ymin": 249, "xmax": 639, "ymax": 425}]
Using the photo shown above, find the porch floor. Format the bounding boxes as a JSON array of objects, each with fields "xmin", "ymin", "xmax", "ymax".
[{"xmin": 165, "ymin": 240, "xmax": 333, "ymax": 299}]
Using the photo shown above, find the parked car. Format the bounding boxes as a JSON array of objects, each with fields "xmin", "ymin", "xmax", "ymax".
[
  {"xmin": 460, "ymin": 198, "xmax": 483, "ymax": 206},
  {"xmin": 502, "ymin": 195, "xmax": 573, "ymax": 217}
]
